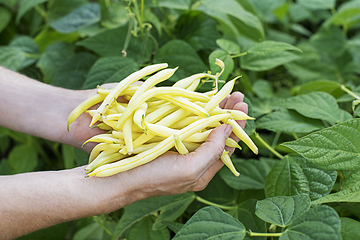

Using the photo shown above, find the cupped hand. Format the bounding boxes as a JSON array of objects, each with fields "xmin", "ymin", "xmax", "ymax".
[{"xmin": 95, "ymin": 92, "xmax": 248, "ymax": 204}]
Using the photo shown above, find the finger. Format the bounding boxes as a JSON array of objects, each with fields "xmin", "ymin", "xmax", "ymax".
[
  {"xmin": 234, "ymin": 102, "xmax": 248, "ymax": 129},
  {"xmin": 224, "ymin": 92, "xmax": 244, "ymax": 110},
  {"xmin": 186, "ymin": 124, "xmax": 232, "ymax": 175}
]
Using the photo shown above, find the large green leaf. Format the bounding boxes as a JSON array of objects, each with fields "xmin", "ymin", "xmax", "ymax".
[
  {"xmin": 8, "ymin": 144, "xmax": 38, "ymax": 174},
  {"xmin": 265, "ymin": 156, "xmax": 310, "ymax": 198},
  {"xmin": 313, "ymin": 186, "xmax": 360, "ymax": 204},
  {"xmin": 216, "ymin": 39, "xmax": 241, "ymax": 55},
  {"xmin": 310, "ymin": 26, "xmax": 347, "ymax": 57},
  {"xmin": 0, "ymin": 46, "xmax": 26, "ymax": 71},
  {"xmin": 76, "ymin": 26, "xmax": 152, "ymax": 61},
  {"xmin": 297, "ymin": 0, "xmax": 336, "ymax": 10},
  {"xmin": 0, "ymin": 6, "xmax": 11, "ymax": 33},
  {"xmin": 82, "ymin": 56, "xmax": 139, "ymax": 90},
  {"xmin": 50, "ymin": 3, "xmax": 101, "ymax": 34},
  {"xmin": 255, "ymin": 195, "xmax": 311, "ymax": 227},
  {"xmin": 340, "ymin": 217, "xmax": 360, "ymax": 240},
  {"xmin": 219, "ymin": 158, "xmax": 278, "ymax": 190},
  {"xmin": 247, "ymin": 41, "xmax": 301, "ymax": 55},
  {"xmin": 16, "ymin": 0, "xmax": 49, "ymax": 24},
  {"xmin": 282, "ymin": 119, "xmax": 360, "ymax": 171},
  {"xmin": 112, "ymin": 192, "xmax": 195, "ymax": 240},
  {"xmin": 194, "ymin": 0, "xmax": 264, "ymax": 41},
  {"xmin": 173, "ymin": 206, "xmax": 246, "ymax": 240},
  {"xmin": 228, "ymin": 199, "xmax": 266, "ymax": 240},
  {"xmin": 280, "ymin": 205, "xmax": 340, "ymax": 240},
  {"xmin": 294, "ymin": 80, "xmax": 341, "ymax": 96},
  {"xmin": 127, "ymin": 215, "xmax": 170, "ymax": 240},
  {"xmin": 153, "ymin": 40, "xmax": 208, "ymax": 81},
  {"xmin": 252, "ymin": 79, "xmax": 274, "ymax": 99},
  {"xmin": 51, "ymin": 52, "xmax": 98, "ymax": 89},
  {"xmin": 241, "ymin": 50, "xmax": 299, "ymax": 71},
  {"xmin": 36, "ymin": 42, "xmax": 75, "ymax": 83},
  {"xmin": 175, "ymin": 11, "xmax": 220, "ymax": 51},
  {"xmin": 48, "ymin": 0, "xmax": 88, "ymax": 22},
  {"xmin": 256, "ymin": 109, "xmax": 324, "ymax": 134},
  {"xmin": 10, "ymin": 35, "xmax": 39, "ymax": 69},
  {"xmin": 275, "ymin": 91, "xmax": 351, "ymax": 124}
]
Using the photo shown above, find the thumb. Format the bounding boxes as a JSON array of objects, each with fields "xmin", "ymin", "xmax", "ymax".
[{"xmin": 191, "ymin": 124, "xmax": 233, "ymax": 169}]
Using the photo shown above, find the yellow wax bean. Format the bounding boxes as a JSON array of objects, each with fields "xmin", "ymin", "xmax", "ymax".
[
  {"xmin": 221, "ymin": 150, "xmax": 240, "ymax": 177},
  {"xmin": 89, "ymin": 63, "xmax": 168, "ymax": 127},
  {"xmin": 87, "ymin": 114, "xmax": 231, "ymax": 177},
  {"xmin": 173, "ymin": 134, "xmax": 189, "ymax": 154},
  {"xmin": 226, "ymin": 119, "xmax": 258, "ymax": 154},
  {"xmin": 116, "ymin": 87, "xmax": 210, "ymax": 128},
  {"xmin": 67, "ymin": 93, "xmax": 105, "ymax": 131}
]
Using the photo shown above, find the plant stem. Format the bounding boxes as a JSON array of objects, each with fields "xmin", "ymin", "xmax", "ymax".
[
  {"xmin": 195, "ymin": 196, "xmax": 235, "ymax": 211},
  {"xmin": 248, "ymin": 231, "xmax": 282, "ymax": 237},
  {"xmin": 341, "ymin": 85, "xmax": 360, "ymax": 101},
  {"xmin": 231, "ymin": 52, "xmax": 248, "ymax": 58},
  {"xmin": 254, "ymin": 132, "xmax": 283, "ymax": 159},
  {"xmin": 34, "ymin": 5, "xmax": 48, "ymax": 23}
]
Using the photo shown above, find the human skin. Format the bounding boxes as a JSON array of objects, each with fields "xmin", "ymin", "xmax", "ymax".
[{"xmin": 0, "ymin": 66, "xmax": 248, "ymax": 239}]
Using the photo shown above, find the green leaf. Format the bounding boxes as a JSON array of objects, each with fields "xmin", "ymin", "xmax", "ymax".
[
  {"xmin": 8, "ymin": 144, "xmax": 38, "ymax": 174},
  {"xmin": 48, "ymin": 0, "xmax": 88, "ymax": 22},
  {"xmin": 173, "ymin": 206, "xmax": 246, "ymax": 240},
  {"xmin": 82, "ymin": 56, "xmax": 139, "ymax": 90},
  {"xmin": 34, "ymin": 27, "xmax": 79, "ymax": 52},
  {"xmin": 252, "ymin": 79, "xmax": 274, "ymax": 99},
  {"xmin": 0, "ymin": 6, "xmax": 12, "ymax": 33},
  {"xmin": 275, "ymin": 91, "xmax": 346, "ymax": 124},
  {"xmin": 16, "ymin": 0, "xmax": 49, "ymax": 24},
  {"xmin": 331, "ymin": 8, "xmax": 360, "ymax": 30},
  {"xmin": 0, "ymin": 159, "xmax": 12, "ymax": 175},
  {"xmin": 219, "ymin": 158, "xmax": 278, "ymax": 190},
  {"xmin": 340, "ymin": 217, "xmax": 360, "ymax": 240},
  {"xmin": 10, "ymin": 35, "xmax": 40, "ymax": 69},
  {"xmin": 230, "ymin": 199, "xmax": 266, "ymax": 239},
  {"xmin": 216, "ymin": 39, "xmax": 240, "ymax": 55},
  {"xmin": 101, "ymin": 1, "xmax": 128, "ymax": 29},
  {"xmin": 51, "ymin": 52, "xmax": 98, "ymax": 89},
  {"xmin": 293, "ymin": 157, "xmax": 337, "ymax": 201},
  {"xmin": 256, "ymin": 109, "xmax": 324, "ymax": 134},
  {"xmin": 297, "ymin": 0, "xmax": 336, "ymax": 10},
  {"xmin": 36, "ymin": 42, "xmax": 75, "ymax": 82},
  {"xmin": 0, "ymin": 46, "xmax": 26, "ymax": 71},
  {"xmin": 156, "ymin": 0, "xmax": 191, "ymax": 10},
  {"xmin": 18, "ymin": 222, "xmax": 69, "ymax": 240},
  {"xmin": 128, "ymin": 215, "xmax": 170, "ymax": 240},
  {"xmin": 209, "ymin": 49, "xmax": 234, "ymax": 80},
  {"xmin": 112, "ymin": 192, "xmax": 195, "ymax": 239},
  {"xmin": 265, "ymin": 155, "xmax": 310, "ymax": 198},
  {"xmin": 310, "ymin": 26, "xmax": 347, "ymax": 57},
  {"xmin": 294, "ymin": 80, "xmax": 341, "ymax": 96},
  {"xmin": 76, "ymin": 26, "xmax": 152, "ymax": 61},
  {"xmin": 187, "ymin": 174, "xmax": 237, "ymax": 213},
  {"xmin": 176, "ymin": 12, "xmax": 220, "ymax": 51},
  {"xmin": 241, "ymin": 50, "xmax": 299, "ymax": 71},
  {"xmin": 153, "ymin": 40, "xmax": 208, "ymax": 81},
  {"xmin": 243, "ymin": 97, "xmax": 256, "ymax": 136},
  {"xmin": 255, "ymin": 195, "xmax": 311, "ymax": 227},
  {"xmin": 194, "ymin": 0, "xmax": 264, "ymax": 41},
  {"xmin": 73, "ymin": 220, "xmax": 116, "ymax": 240},
  {"xmin": 161, "ymin": 221, "xmax": 184, "ymax": 234},
  {"xmin": 313, "ymin": 186, "xmax": 360, "ymax": 204},
  {"xmin": 280, "ymin": 205, "xmax": 340, "ymax": 240},
  {"xmin": 50, "ymin": 3, "xmax": 101, "ymax": 34},
  {"xmin": 247, "ymin": 41, "xmax": 302, "ymax": 55},
  {"xmin": 282, "ymin": 119, "xmax": 360, "ymax": 171}
]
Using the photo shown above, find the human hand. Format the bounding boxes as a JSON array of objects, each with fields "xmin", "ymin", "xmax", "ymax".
[{"xmin": 91, "ymin": 92, "xmax": 248, "ymax": 206}]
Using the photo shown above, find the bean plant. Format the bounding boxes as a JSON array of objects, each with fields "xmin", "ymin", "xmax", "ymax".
[{"xmin": 1, "ymin": 0, "xmax": 360, "ymax": 239}]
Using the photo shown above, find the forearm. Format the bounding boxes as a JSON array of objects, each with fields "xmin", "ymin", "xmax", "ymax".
[
  {"xmin": 0, "ymin": 167, "xmax": 135, "ymax": 240},
  {"xmin": 0, "ymin": 66, "xmax": 97, "ymax": 150}
]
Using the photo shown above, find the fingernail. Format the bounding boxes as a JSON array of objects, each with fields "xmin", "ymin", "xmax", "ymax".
[{"xmin": 224, "ymin": 124, "xmax": 233, "ymax": 136}]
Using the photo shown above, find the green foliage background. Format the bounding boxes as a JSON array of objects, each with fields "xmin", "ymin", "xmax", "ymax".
[{"xmin": 1, "ymin": 0, "xmax": 360, "ymax": 239}]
